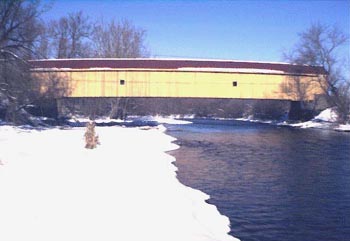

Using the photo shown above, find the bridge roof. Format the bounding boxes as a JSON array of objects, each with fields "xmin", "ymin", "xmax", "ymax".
[{"xmin": 29, "ymin": 58, "xmax": 327, "ymax": 75}]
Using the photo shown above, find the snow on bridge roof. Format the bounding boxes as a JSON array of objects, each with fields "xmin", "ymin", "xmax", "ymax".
[{"xmin": 29, "ymin": 58, "xmax": 327, "ymax": 75}]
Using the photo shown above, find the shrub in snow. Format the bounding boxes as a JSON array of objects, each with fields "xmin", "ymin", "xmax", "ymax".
[{"xmin": 84, "ymin": 122, "xmax": 100, "ymax": 149}]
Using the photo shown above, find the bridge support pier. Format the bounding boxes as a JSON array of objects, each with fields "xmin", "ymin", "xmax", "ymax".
[
  {"xmin": 288, "ymin": 101, "xmax": 315, "ymax": 121},
  {"xmin": 31, "ymin": 98, "xmax": 318, "ymax": 122}
]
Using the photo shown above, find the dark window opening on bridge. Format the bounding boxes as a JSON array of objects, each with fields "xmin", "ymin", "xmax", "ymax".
[
  {"xmin": 232, "ymin": 81, "xmax": 238, "ymax": 87},
  {"xmin": 120, "ymin": 79, "xmax": 125, "ymax": 85}
]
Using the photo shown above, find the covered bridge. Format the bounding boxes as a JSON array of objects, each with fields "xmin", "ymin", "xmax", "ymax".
[
  {"xmin": 29, "ymin": 58, "xmax": 327, "ymax": 118},
  {"xmin": 30, "ymin": 58, "xmax": 326, "ymax": 100}
]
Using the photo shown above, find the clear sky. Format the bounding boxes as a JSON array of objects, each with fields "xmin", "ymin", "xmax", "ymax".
[{"xmin": 41, "ymin": 0, "xmax": 350, "ymax": 62}]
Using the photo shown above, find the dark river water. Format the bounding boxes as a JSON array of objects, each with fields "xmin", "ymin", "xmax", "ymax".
[{"xmin": 166, "ymin": 119, "xmax": 350, "ymax": 241}]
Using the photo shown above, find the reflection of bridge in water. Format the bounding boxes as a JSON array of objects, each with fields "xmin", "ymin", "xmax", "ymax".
[{"xmin": 30, "ymin": 58, "xmax": 327, "ymax": 118}]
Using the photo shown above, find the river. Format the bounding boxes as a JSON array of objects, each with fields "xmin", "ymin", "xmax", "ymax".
[{"xmin": 166, "ymin": 119, "xmax": 350, "ymax": 241}]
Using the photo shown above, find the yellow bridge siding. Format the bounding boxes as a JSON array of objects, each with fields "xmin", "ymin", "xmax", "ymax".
[{"xmin": 32, "ymin": 70, "xmax": 324, "ymax": 101}]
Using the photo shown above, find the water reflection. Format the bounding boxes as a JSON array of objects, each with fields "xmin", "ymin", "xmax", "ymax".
[{"xmin": 168, "ymin": 121, "xmax": 350, "ymax": 241}]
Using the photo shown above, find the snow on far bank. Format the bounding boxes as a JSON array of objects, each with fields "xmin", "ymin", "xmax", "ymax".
[
  {"xmin": 290, "ymin": 108, "xmax": 350, "ymax": 131},
  {"xmin": 235, "ymin": 116, "xmax": 274, "ymax": 124},
  {"xmin": 67, "ymin": 116, "xmax": 129, "ymax": 124},
  {"xmin": 334, "ymin": 124, "xmax": 350, "ymax": 132},
  {"xmin": 0, "ymin": 125, "xmax": 237, "ymax": 241},
  {"xmin": 152, "ymin": 115, "xmax": 193, "ymax": 125},
  {"xmin": 66, "ymin": 115, "xmax": 193, "ymax": 125},
  {"xmin": 135, "ymin": 115, "xmax": 193, "ymax": 125},
  {"xmin": 232, "ymin": 108, "xmax": 350, "ymax": 132},
  {"xmin": 289, "ymin": 120, "xmax": 336, "ymax": 129},
  {"xmin": 313, "ymin": 108, "xmax": 338, "ymax": 122}
]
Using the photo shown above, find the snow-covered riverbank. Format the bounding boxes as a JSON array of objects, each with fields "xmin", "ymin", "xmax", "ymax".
[
  {"xmin": 284, "ymin": 108, "xmax": 350, "ymax": 132},
  {"xmin": 0, "ymin": 125, "xmax": 238, "ymax": 241},
  {"xmin": 236, "ymin": 108, "xmax": 350, "ymax": 132}
]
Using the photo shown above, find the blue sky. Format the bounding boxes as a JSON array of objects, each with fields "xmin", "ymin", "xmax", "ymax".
[{"xmin": 42, "ymin": 0, "xmax": 350, "ymax": 62}]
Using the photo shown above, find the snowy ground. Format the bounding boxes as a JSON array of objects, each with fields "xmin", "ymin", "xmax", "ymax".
[{"xmin": 0, "ymin": 125, "xmax": 238, "ymax": 241}]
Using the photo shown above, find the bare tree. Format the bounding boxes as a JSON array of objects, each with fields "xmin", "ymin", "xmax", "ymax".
[
  {"xmin": 91, "ymin": 19, "xmax": 149, "ymax": 119},
  {"xmin": 284, "ymin": 23, "xmax": 349, "ymax": 123},
  {"xmin": 49, "ymin": 11, "xmax": 92, "ymax": 58},
  {"xmin": 0, "ymin": 0, "xmax": 48, "ymax": 124},
  {"xmin": 33, "ymin": 21, "xmax": 51, "ymax": 58},
  {"xmin": 92, "ymin": 19, "xmax": 149, "ymax": 58},
  {"xmin": 0, "ymin": 0, "xmax": 45, "ymax": 58}
]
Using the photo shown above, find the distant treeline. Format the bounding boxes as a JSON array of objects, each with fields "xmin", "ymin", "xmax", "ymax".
[{"xmin": 34, "ymin": 12, "xmax": 149, "ymax": 59}]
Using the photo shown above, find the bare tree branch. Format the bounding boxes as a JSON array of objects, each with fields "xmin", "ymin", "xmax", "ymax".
[
  {"xmin": 0, "ymin": 0, "xmax": 49, "ymax": 124},
  {"xmin": 283, "ymin": 23, "xmax": 350, "ymax": 123},
  {"xmin": 46, "ymin": 11, "xmax": 92, "ymax": 58},
  {"xmin": 92, "ymin": 18, "xmax": 149, "ymax": 58}
]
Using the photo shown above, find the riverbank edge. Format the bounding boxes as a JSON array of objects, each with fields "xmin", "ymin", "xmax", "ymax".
[{"xmin": 0, "ymin": 124, "xmax": 239, "ymax": 241}]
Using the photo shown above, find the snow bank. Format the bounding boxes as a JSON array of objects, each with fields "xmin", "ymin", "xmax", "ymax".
[
  {"xmin": 235, "ymin": 116, "xmax": 273, "ymax": 124},
  {"xmin": 232, "ymin": 108, "xmax": 350, "ymax": 132},
  {"xmin": 136, "ymin": 115, "xmax": 193, "ymax": 125},
  {"xmin": 67, "ymin": 115, "xmax": 192, "ymax": 125},
  {"xmin": 0, "ymin": 125, "xmax": 237, "ymax": 241},
  {"xmin": 290, "ymin": 108, "xmax": 350, "ymax": 131},
  {"xmin": 335, "ymin": 124, "xmax": 350, "ymax": 132},
  {"xmin": 67, "ymin": 116, "xmax": 93, "ymax": 123},
  {"xmin": 67, "ymin": 116, "xmax": 127, "ymax": 124},
  {"xmin": 289, "ymin": 120, "xmax": 336, "ymax": 129},
  {"xmin": 313, "ymin": 108, "xmax": 338, "ymax": 122}
]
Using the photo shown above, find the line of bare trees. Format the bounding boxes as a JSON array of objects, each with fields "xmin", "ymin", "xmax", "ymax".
[
  {"xmin": 1, "ymin": 0, "xmax": 149, "ymax": 123},
  {"xmin": 34, "ymin": 11, "xmax": 149, "ymax": 59}
]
